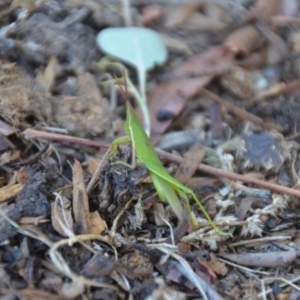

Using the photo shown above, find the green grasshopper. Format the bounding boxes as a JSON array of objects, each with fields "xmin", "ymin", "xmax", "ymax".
[{"xmin": 111, "ymin": 74, "xmax": 226, "ymax": 235}]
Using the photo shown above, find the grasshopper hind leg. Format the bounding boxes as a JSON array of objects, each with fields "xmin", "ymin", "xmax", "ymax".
[
  {"xmin": 175, "ymin": 189, "xmax": 196, "ymax": 229},
  {"xmin": 150, "ymin": 172, "xmax": 183, "ymax": 221},
  {"xmin": 176, "ymin": 188, "xmax": 230, "ymax": 236}
]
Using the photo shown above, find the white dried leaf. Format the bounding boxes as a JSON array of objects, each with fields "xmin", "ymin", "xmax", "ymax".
[
  {"xmin": 219, "ymin": 185, "xmax": 231, "ymax": 196},
  {"xmin": 203, "ymin": 237, "xmax": 218, "ymax": 251},
  {"xmin": 216, "ymin": 149, "xmax": 234, "ymax": 171},
  {"xmin": 272, "ymin": 195, "xmax": 288, "ymax": 210},
  {"xmin": 241, "ymin": 215, "xmax": 263, "ymax": 236},
  {"xmin": 216, "ymin": 199, "xmax": 235, "ymax": 210}
]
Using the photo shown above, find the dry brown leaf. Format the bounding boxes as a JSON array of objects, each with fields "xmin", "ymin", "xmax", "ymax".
[
  {"xmin": 83, "ymin": 152, "xmax": 109, "ymax": 177},
  {"xmin": 148, "ymin": 46, "xmax": 235, "ymax": 145},
  {"xmin": 186, "ymin": 177, "xmax": 222, "ymax": 191},
  {"xmin": 55, "ymin": 185, "xmax": 73, "ymax": 197},
  {"xmin": 72, "ymin": 160, "xmax": 91, "ymax": 234},
  {"xmin": 224, "ymin": 25, "xmax": 263, "ymax": 58},
  {"xmin": 15, "ymin": 167, "xmax": 29, "ymax": 185},
  {"xmin": 160, "ymin": 34, "xmax": 193, "ymax": 56},
  {"xmin": 0, "ymin": 119, "xmax": 16, "ymax": 136},
  {"xmin": 36, "ymin": 56, "xmax": 58, "ymax": 93},
  {"xmin": 153, "ymin": 202, "xmax": 167, "ymax": 226},
  {"xmin": 141, "ymin": 4, "xmax": 164, "ymax": 26},
  {"xmin": 175, "ymin": 144, "xmax": 206, "ymax": 184},
  {"xmin": 235, "ymin": 197, "xmax": 254, "ymax": 221},
  {"xmin": 177, "ymin": 242, "xmax": 191, "ymax": 254},
  {"xmin": 207, "ymin": 253, "xmax": 228, "ymax": 276},
  {"xmin": 210, "ymin": 102, "xmax": 223, "ymax": 139},
  {"xmin": 165, "ymin": 4, "xmax": 198, "ymax": 28},
  {"xmin": 178, "ymin": 12, "xmax": 225, "ymax": 32},
  {"xmin": 84, "ymin": 155, "xmax": 100, "ymax": 175},
  {"xmin": 89, "ymin": 210, "xmax": 107, "ymax": 235},
  {"xmin": 195, "ymin": 257, "xmax": 217, "ymax": 283},
  {"xmin": 0, "ymin": 183, "xmax": 23, "ymax": 202},
  {"xmin": 18, "ymin": 216, "xmax": 49, "ymax": 225},
  {"xmin": 117, "ymin": 250, "xmax": 153, "ymax": 280},
  {"xmin": 0, "ymin": 150, "xmax": 21, "ymax": 166},
  {"xmin": 51, "ymin": 200, "xmax": 74, "ymax": 237},
  {"xmin": 61, "ymin": 281, "xmax": 85, "ymax": 299},
  {"xmin": 220, "ymin": 67, "xmax": 258, "ymax": 99},
  {"xmin": 134, "ymin": 197, "xmax": 145, "ymax": 229},
  {"xmin": 7, "ymin": 171, "xmax": 18, "ymax": 185},
  {"xmin": 12, "ymin": 0, "xmax": 39, "ymax": 13},
  {"xmin": 253, "ymin": 0, "xmax": 289, "ymax": 21}
]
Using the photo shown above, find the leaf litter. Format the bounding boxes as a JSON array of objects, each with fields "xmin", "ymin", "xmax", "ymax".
[{"xmin": 1, "ymin": 0, "xmax": 300, "ymax": 299}]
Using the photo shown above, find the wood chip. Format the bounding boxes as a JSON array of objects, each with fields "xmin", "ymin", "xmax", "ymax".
[{"xmin": 72, "ymin": 160, "xmax": 91, "ymax": 234}]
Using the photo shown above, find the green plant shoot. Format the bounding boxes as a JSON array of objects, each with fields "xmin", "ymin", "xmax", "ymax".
[{"xmin": 111, "ymin": 74, "xmax": 227, "ymax": 235}]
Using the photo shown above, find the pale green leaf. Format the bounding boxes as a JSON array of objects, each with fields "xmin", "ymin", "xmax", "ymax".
[
  {"xmin": 96, "ymin": 27, "xmax": 168, "ymax": 136},
  {"xmin": 97, "ymin": 27, "xmax": 167, "ymax": 73}
]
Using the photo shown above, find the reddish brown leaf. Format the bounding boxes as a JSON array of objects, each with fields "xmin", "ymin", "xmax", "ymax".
[{"xmin": 149, "ymin": 46, "xmax": 235, "ymax": 144}]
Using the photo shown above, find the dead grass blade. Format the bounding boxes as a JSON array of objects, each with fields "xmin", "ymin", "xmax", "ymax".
[
  {"xmin": 0, "ymin": 183, "xmax": 23, "ymax": 202},
  {"xmin": 72, "ymin": 160, "xmax": 91, "ymax": 235}
]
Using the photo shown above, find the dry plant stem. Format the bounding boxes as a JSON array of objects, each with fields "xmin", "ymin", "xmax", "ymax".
[
  {"xmin": 14, "ymin": 143, "xmax": 49, "ymax": 167},
  {"xmin": 19, "ymin": 217, "xmax": 49, "ymax": 225},
  {"xmin": 217, "ymin": 258, "xmax": 270, "ymax": 276},
  {"xmin": 86, "ymin": 148, "xmax": 111, "ymax": 193},
  {"xmin": 122, "ymin": 0, "xmax": 132, "ymax": 26},
  {"xmin": 200, "ymin": 89, "xmax": 283, "ymax": 132},
  {"xmin": 23, "ymin": 128, "xmax": 300, "ymax": 198},
  {"xmin": 258, "ymin": 276, "xmax": 300, "ymax": 298},
  {"xmin": 157, "ymin": 149, "xmax": 300, "ymax": 198},
  {"xmin": 255, "ymin": 21, "xmax": 289, "ymax": 58},
  {"xmin": 272, "ymin": 16, "xmax": 300, "ymax": 27},
  {"xmin": 160, "ymin": 66, "xmax": 234, "ymax": 81},
  {"xmin": 230, "ymin": 236, "xmax": 292, "ymax": 247},
  {"xmin": 284, "ymin": 78, "xmax": 300, "ymax": 94},
  {"xmin": 111, "ymin": 197, "xmax": 135, "ymax": 239},
  {"xmin": 23, "ymin": 129, "xmax": 111, "ymax": 149}
]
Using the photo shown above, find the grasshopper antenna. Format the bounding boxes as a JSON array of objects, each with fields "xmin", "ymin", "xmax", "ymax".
[{"xmin": 114, "ymin": 69, "xmax": 129, "ymax": 103}]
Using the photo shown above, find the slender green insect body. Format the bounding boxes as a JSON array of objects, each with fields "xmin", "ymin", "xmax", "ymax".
[
  {"xmin": 125, "ymin": 103, "xmax": 183, "ymax": 220},
  {"xmin": 111, "ymin": 74, "xmax": 226, "ymax": 235}
]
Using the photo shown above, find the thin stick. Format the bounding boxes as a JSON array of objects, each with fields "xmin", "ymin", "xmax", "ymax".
[
  {"xmin": 200, "ymin": 89, "xmax": 283, "ymax": 132},
  {"xmin": 23, "ymin": 128, "xmax": 111, "ymax": 149},
  {"xmin": 158, "ymin": 148, "xmax": 300, "ymax": 198},
  {"xmin": 23, "ymin": 128, "xmax": 300, "ymax": 198}
]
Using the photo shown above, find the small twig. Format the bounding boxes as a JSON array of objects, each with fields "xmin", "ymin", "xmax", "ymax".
[
  {"xmin": 218, "ymin": 258, "xmax": 270, "ymax": 276},
  {"xmin": 156, "ymin": 149, "xmax": 300, "ymax": 198},
  {"xmin": 111, "ymin": 197, "xmax": 135, "ymax": 239},
  {"xmin": 229, "ymin": 236, "xmax": 292, "ymax": 248},
  {"xmin": 200, "ymin": 89, "xmax": 283, "ymax": 132},
  {"xmin": 86, "ymin": 148, "xmax": 111, "ymax": 193},
  {"xmin": 159, "ymin": 66, "xmax": 234, "ymax": 81},
  {"xmin": 258, "ymin": 276, "xmax": 300, "ymax": 298},
  {"xmin": 14, "ymin": 143, "xmax": 49, "ymax": 167},
  {"xmin": 122, "ymin": 0, "xmax": 132, "ymax": 26},
  {"xmin": 23, "ymin": 128, "xmax": 300, "ymax": 198},
  {"xmin": 23, "ymin": 128, "xmax": 111, "ymax": 149}
]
